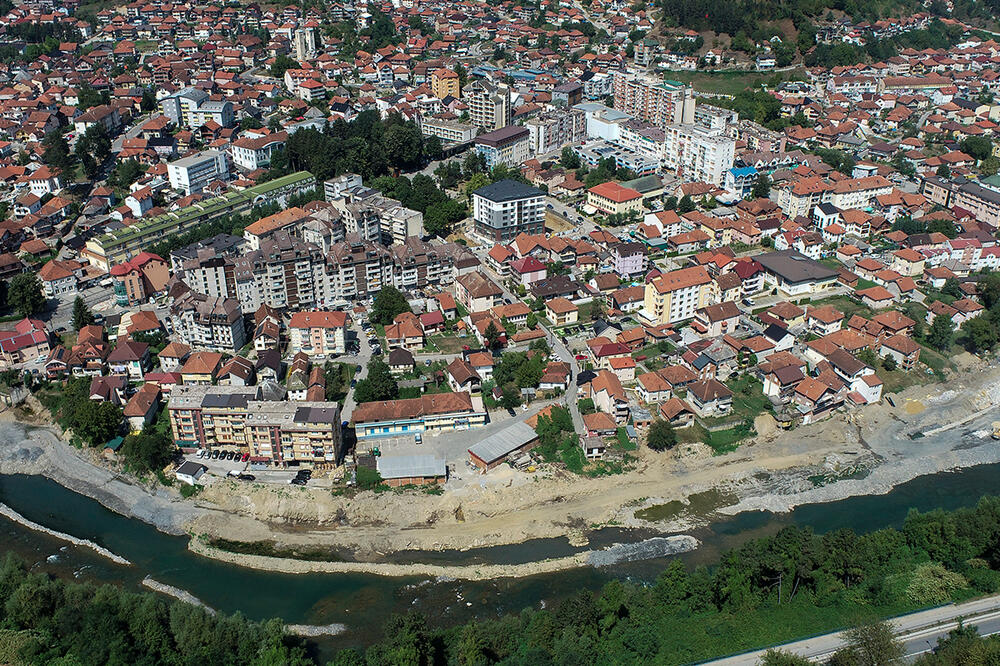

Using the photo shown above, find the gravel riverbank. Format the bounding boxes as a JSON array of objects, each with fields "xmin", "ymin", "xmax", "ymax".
[{"xmin": 1, "ymin": 366, "xmax": 999, "ymax": 575}]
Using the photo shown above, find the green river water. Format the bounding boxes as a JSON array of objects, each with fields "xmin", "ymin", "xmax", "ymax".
[{"xmin": 2, "ymin": 462, "xmax": 999, "ymax": 656}]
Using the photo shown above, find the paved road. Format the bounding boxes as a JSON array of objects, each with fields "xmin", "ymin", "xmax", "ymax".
[
  {"xmin": 707, "ymin": 594, "xmax": 1000, "ymax": 665},
  {"xmin": 340, "ymin": 324, "xmax": 373, "ymax": 422}
]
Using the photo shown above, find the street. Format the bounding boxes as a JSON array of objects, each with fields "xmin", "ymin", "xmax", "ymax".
[{"xmin": 706, "ymin": 594, "xmax": 1000, "ymax": 665}]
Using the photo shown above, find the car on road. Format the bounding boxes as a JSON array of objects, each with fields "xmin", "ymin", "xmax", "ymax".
[
  {"xmin": 238, "ymin": 474, "xmax": 256, "ymax": 481},
  {"xmin": 575, "ymin": 354, "xmax": 587, "ymax": 360},
  {"xmin": 289, "ymin": 478, "xmax": 307, "ymax": 486},
  {"xmin": 350, "ymin": 379, "xmax": 356, "ymax": 387},
  {"xmin": 355, "ymin": 365, "xmax": 362, "ymax": 372}
]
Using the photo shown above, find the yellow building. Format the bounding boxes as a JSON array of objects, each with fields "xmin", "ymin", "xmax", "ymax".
[
  {"xmin": 586, "ymin": 182, "xmax": 643, "ymax": 216},
  {"xmin": 431, "ymin": 68, "xmax": 461, "ymax": 100},
  {"xmin": 640, "ymin": 266, "xmax": 713, "ymax": 325}
]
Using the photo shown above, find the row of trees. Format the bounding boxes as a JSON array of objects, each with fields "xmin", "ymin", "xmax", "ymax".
[
  {"xmin": 320, "ymin": 496, "xmax": 1000, "ymax": 664},
  {"xmin": 266, "ymin": 112, "xmax": 435, "ymax": 183},
  {"xmin": 0, "ymin": 553, "xmax": 311, "ymax": 665}
]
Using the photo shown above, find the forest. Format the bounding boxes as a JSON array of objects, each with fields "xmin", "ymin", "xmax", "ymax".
[{"xmin": 5, "ymin": 499, "xmax": 1000, "ymax": 664}]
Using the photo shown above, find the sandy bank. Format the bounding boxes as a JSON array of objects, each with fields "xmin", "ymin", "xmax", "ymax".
[{"xmin": 188, "ymin": 534, "xmax": 698, "ymax": 580}]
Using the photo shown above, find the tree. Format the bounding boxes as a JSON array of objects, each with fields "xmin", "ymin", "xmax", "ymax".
[
  {"xmin": 463, "ymin": 172, "xmax": 491, "ymax": 201},
  {"xmin": 41, "ymin": 130, "xmax": 74, "ymax": 174},
  {"xmin": 483, "ymin": 321, "xmax": 502, "ymax": 349},
  {"xmin": 646, "ymin": 420, "xmax": 677, "ymax": 451},
  {"xmin": 353, "ymin": 357, "xmax": 398, "ymax": 403},
  {"xmin": 371, "ymin": 286, "xmax": 411, "ymax": 325},
  {"xmin": 383, "ymin": 123, "xmax": 422, "ymax": 171},
  {"xmin": 927, "ymin": 314, "xmax": 955, "ymax": 352},
  {"xmin": 760, "ymin": 650, "xmax": 812, "ymax": 666},
  {"xmin": 71, "ymin": 296, "xmax": 94, "ymax": 331},
  {"xmin": 8, "ymin": 272, "xmax": 45, "ymax": 318},
  {"xmin": 526, "ymin": 311, "xmax": 538, "ymax": 329},
  {"xmin": 269, "ymin": 54, "xmax": 298, "ymax": 78},
  {"xmin": 140, "ymin": 88, "xmax": 157, "ymax": 112},
  {"xmin": 560, "ymin": 146, "xmax": 581, "ymax": 169},
  {"xmin": 423, "ymin": 134, "xmax": 443, "ymax": 161},
  {"xmin": 677, "ymin": 194, "xmax": 696, "ymax": 214},
  {"xmin": 980, "ymin": 156, "xmax": 1000, "ymax": 177},
  {"xmin": 830, "ymin": 620, "xmax": 904, "ymax": 666},
  {"xmin": 751, "ymin": 174, "xmax": 771, "ymax": 199},
  {"xmin": 936, "ymin": 164, "xmax": 951, "ymax": 179},
  {"xmin": 960, "ymin": 136, "xmax": 993, "ymax": 162},
  {"xmin": 74, "ymin": 401, "xmax": 121, "ymax": 446},
  {"xmin": 881, "ymin": 354, "xmax": 897, "ymax": 371},
  {"xmin": 961, "ymin": 315, "xmax": 998, "ymax": 354},
  {"xmin": 120, "ymin": 429, "xmax": 174, "ymax": 476},
  {"xmin": 499, "ymin": 382, "xmax": 521, "ymax": 409}
]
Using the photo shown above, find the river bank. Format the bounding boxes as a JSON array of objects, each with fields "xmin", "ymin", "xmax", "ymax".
[{"xmin": 1, "ymin": 362, "xmax": 999, "ymax": 575}]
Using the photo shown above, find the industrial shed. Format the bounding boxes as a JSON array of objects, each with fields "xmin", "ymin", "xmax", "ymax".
[
  {"xmin": 376, "ymin": 454, "xmax": 447, "ymax": 487},
  {"xmin": 467, "ymin": 421, "xmax": 539, "ymax": 472}
]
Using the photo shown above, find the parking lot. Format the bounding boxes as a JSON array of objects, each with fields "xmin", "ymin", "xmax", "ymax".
[{"xmin": 182, "ymin": 453, "xmax": 328, "ymax": 488}]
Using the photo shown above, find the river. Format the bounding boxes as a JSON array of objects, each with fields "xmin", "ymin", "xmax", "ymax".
[{"xmin": 3, "ymin": 462, "xmax": 1000, "ymax": 658}]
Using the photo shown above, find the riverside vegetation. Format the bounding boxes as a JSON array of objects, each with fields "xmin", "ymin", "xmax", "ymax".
[{"xmin": 6, "ymin": 499, "xmax": 1000, "ymax": 663}]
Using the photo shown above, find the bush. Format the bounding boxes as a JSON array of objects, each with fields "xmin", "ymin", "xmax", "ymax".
[{"xmin": 179, "ymin": 484, "xmax": 201, "ymax": 498}]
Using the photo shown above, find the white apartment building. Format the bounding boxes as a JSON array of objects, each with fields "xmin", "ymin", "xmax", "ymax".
[
  {"xmin": 169, "ymin": 290, "xmax": 246, "ymax": 352},
  {"xmin": 420, "ymin": 117, "xmax": 476, "ymax": 144},
  {"xmin": 159, "ymin": 88, "xmax": 234, "ymax": 128},
  {"xmin": 289, "ymin": 311, "xmax": 350, "ymax": 357},
  {"xmin": 167, "ymin": 150, "xmax": 230, "ymax": 195},
  {"xmin": 229, "ymin": 131, "xmax": 287, "ymax": 171},
  {"xmin": 829, "ymin": 175, "xmax": 894, "ymax": 210},
  {"xmin": 524, "ymin": 109, "xmax": 586, "ymax": 155},
  {"xmin": 462, "ymin": 80, "xmax": 512, "ymax": 130},
  {"xmin": 662, "ymin": 124, "xmax": 736, "ymax": 186}
]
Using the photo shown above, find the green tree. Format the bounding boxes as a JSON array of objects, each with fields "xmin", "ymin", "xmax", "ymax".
[
  {"xmin": 927, "ymin": 314, "xmax": 955, "ymax": 352},
  {"xmin": 960, "ymin": 136, "xmax": 993, "ymax": 162},
  {"xmin": 74, "ymin": 401, "xmax": 121, "ymax": 446},
  {"xmin": 8, "ymin": 272, "xmax": 45, "ymax": 318},
  {"xmin": 464, "ymin": 172, "xmax": 491, "ymax": 201},
  {"xmin": 353, "ymin": 357, "xmax": 399, "ymax": 403},
  {"xmin": 560, "ymin": 146, "xmax": 581, "ymax": 169},
  {"xmin": 961, "ymin": 315, "xmax": 998, "ymax": 354},
  {"xmin": 881, "ymin": 354, "xmax": 897, "ymax": 371},
  {"xmin": 423, "ymin": 134, "xmax": 443, "ymax": 161},
  {"xmin": 760, "ymin": 650, "xmax": 812, "ymax": 666},
  {"xmin": 936, "ymin": 164, "xmax": 951, "ymax": 179},
  {"xmin": 483, "ymin": 321, "xmax": 503, "ymax": 349},
  {"xmin": 120, "ymin": 429, "xmax": 174, "ymax": 476},
  {"xmin": 499, "ymin": 382, "xmax": 521, "ymax": 409},
  {"xmin": 980, "ymin": 156, "xmax": 1000, "ymax": 177},
  {"xmin": 830, "ymin": 620, "xmax": 904, "ymax": 666},
  {"xmin": 71, "ymin": 296, "xmax": 94, "ymax": 331},
  {"xmin": 646, "ymin": 419, "xmax": 677, "ymax": 451},
  {"xmin": 677, "ymin": 194, "xmax": 696, "ymax": 213},
  {"xmin": 371, "ymin": 286, "xmax": 411, "ymax": 325},
  {"xmin": 269, "ymin": 53, "xmax": 299, "ymax": 78},
  {"xmin": 751, "ymin": 174, "xmax": 771, "ymax": 199}
]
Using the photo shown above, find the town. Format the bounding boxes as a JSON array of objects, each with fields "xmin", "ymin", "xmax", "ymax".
[{"xmin": 0, "ymin": 0, "xmax": 997, "ymax": 499}]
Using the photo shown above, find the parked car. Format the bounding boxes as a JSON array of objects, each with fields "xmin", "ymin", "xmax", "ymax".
[
  {"xmin": 241, "ymin": 453, "xmax": 249, "ymax": 462},
  {"xmin": 211, "ymin": 450, "xmax": 220, "ymax": 459},
  {"xmin": 238, "ymin": 474, "xmax": 256, "ymax": 481},
  {"xmin": 289, "ymin": 478, "xmax": 307, "ymax": 486}
]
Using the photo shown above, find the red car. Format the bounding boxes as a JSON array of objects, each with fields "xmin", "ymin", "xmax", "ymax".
[{"xmin": 574, "ymin": 354, "xmax": 587, "ymax": 360}]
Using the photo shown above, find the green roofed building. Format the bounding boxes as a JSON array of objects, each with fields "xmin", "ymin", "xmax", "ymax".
[{"xmin": 85, "ymin": 171, "xmax": 316, "ymax": 270}]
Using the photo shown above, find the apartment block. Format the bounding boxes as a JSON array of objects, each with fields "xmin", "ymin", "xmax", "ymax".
[
  {"xmin": 420, "ymin": 117, "xmax": 476, "ymax": 144},
  {"xmin": 471, "ymin": 180, "xmax": 545, "ymax": 242},
  {"xmin": 167, "ymin": 384, "xmax": 343, "ymax": 466},
  {"xmin": 640, "ymin": 266, "xmax": 714, "ymax": 325},
  {"xmin": 159, "ymin": 87, "xmax": 234, "ymax": 128},
  {"xmin": 662, "ymin": 123, "xmax": 737, "ymax": 186},
  {"xmin": 612, "ymin": 73, "xmax": 695, "ymax": 129},
  {"xmin": 473, "ymin": 125, "xmax": 530, "ymax": 169},
  {"xmin": 288, "ymin": 310, "xmax": 350, "ymax": 357},
  {"xmin": 169, "ymin": 288, "xmax": 246, "ymax": 352},
  {"xmin": 167, "ymin": 150, "xmax": 230, "ymax": 195},
  {"xmin": 462, "ymin": 79, "xmax": 511, "ymax": 130},
  {"xmin": 524, "ymin": 109, "xmax": 586, "ymax": 155}
]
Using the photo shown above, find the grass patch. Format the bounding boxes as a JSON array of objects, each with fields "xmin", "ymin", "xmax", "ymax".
[
  {"xmin": 658, "ymin": 68, "xmax": 806, "ymax": 96},
  {"xmin": 810, "ymin": 294, "xmax": 873, "ymax": 319},
  {"xmin": 179, "ymin": 484, "xmax": 202, "ymax": 498},
  {"xmin": 426, "ymin": 334, "xmax": 466, "ymax": 354},
  {"xmin": 577, "ymin": 300, "xmax": 603, "ymax": 323},
  {"xmin": 678, "ymin": 422, "xmax": 750, "ymax": 454},
  {"xmin": 634, "ymin": 500, "xmax": 686, "ymax": 522},
  {"xmin": 207, "ymin": 537, "xmax": 344, "ymax": 562}
]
